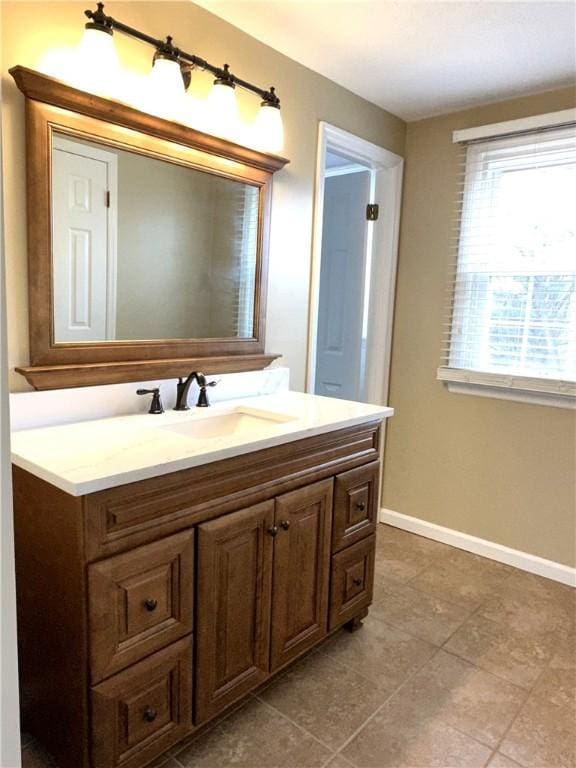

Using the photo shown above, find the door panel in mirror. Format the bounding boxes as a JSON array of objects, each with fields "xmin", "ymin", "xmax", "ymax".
[{"xmin": 51, "ymin": 133, "xmax": 259, "ymax": 343}]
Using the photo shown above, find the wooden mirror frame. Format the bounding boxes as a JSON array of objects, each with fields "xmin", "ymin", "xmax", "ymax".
[{"xmin": 10, "ymin": 66, "xmax": 289, "ymax": 390}]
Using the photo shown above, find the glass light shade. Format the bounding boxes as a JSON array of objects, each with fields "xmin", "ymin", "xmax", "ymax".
[
  {"xmin": 206, "ymin": 82, "xmax": 239, "ymax": 141},
  {"xmin": 74, "ymin": 27, "xmax": 119, "ymax": 97},
  {"xmin": 253, "ymin": 103, "xmax": 284, "ymax": 153},
  {"xmin": 147, "ymin": 57, "xmax": 186, "ymax": 119}
]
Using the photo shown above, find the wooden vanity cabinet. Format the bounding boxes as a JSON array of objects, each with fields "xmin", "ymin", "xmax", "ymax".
[{"xmin": 12, "ymin": 421, "xmax": 381, "ymax": 768}]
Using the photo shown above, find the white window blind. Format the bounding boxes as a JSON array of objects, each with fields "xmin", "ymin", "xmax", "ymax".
[
  {"xmin": 236, "ymin": 184, "xmax": 259, "ymax": 338},
  {"xmin": 439, "ymin": 123, "xmax": 576, "ymax": 401}
]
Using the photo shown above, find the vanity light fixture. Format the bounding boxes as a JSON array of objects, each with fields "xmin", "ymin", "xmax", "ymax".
[
  {"xmin": 148, "ymin": 37, "xmax": 186, "ymax": 119},
  {"xmin": 206, "ymin": 65, "xmax": 239, "ymax": 140},
  {"xmin": 76, "ymin": 7, "xmax": 119, "ymax": 96},
  {"xmin": 81, "ymin": 3, "xmax": 284, "ymax": 150},
  {"xmin": 254, "ymin": 91, "xmax": 285, "ymax": 154}
]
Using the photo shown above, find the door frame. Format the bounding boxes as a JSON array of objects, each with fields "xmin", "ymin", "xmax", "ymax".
[
  {"xmin": 52, "ymin": 135, "xmax": 118, "ymax": 341},
  {"xmin": 306, "ymin": 122, "xmax": 404, "ymax": 407}
]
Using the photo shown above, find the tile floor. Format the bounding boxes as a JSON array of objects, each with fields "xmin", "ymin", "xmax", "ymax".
[{"xmin": 22, "ymin": 524, "xmax": 576, "ymax": 768}]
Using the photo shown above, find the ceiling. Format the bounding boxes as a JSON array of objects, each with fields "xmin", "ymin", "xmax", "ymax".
[{"xmin": 193, "ymin": 1, "xmax": 576, "ymax": 121}]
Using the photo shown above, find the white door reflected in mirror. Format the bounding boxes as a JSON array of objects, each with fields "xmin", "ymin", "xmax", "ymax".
[{"xmin": 52, "ymin": 138, "xmax": 117, "ymax": 342}]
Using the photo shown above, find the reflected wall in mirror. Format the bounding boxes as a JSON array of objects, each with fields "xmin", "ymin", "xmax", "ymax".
[{"xmin": 52, "ymin": 132, "xmax": 259, "ymax": 343}]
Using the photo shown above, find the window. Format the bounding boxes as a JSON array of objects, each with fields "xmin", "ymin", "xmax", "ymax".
[{"xmin": 439, "ymin": 118, "xmax": 576, "ymax": 406}]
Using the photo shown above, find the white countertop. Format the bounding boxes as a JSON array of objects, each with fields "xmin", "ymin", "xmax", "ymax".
[{"xmin": 11, "ymin": 392, "xmax": 393, "ymax": 496}]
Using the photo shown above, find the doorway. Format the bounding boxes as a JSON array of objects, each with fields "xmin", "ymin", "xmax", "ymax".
[{"xmin": 307, "ymin": 123, "xmax": 404, "ymax": 406}]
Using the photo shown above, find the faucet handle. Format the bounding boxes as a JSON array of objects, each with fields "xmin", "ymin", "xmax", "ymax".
[
  {"xmin": 137, "ymin": 388, "xmax": 164, "ymax": 414},
  {"xmin": 196, "ymin": 378, "xmax": 218, "ymax": 408}
]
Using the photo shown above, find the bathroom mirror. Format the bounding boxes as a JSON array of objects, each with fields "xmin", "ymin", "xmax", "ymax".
[
  {"xmin": 10, "ymin": 66, "xmax": 288, "ymax": 389},
  {"xmin": 52, "ymin": 132, "xmax": 259, "ymax": 343}
]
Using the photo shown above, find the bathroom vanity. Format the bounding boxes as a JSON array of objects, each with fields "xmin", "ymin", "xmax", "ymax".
[
  {"xmin": 9, "ymin": 63, "xmax": 393, "ymax": 768},
  {"xmin": 12, "ymin": 393, "xmax": 391, "ymax": 768}
]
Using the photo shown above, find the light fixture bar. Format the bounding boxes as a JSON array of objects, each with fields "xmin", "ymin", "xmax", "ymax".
[{"xmin": 84, "ymin": 3, "xmax": 281, "ymax": 107}]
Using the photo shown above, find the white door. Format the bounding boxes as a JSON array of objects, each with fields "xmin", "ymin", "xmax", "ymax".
[
  {"xmin": 314, "ymin": 170, "xmax": 371, "ymax": 400},
  {"xmin": 52, "ymin": 140, "xmax": 116, "ymax": 342}
]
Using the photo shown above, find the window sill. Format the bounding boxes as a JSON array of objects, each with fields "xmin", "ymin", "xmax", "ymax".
[{"xmin": 437, "ymin": 367, "xmax": 576, "ymax": 409}]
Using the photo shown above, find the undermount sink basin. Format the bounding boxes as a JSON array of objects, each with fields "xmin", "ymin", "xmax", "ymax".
[{"xmin": 159, "ymin": 407, "xmax": 297, "ymax": 440}]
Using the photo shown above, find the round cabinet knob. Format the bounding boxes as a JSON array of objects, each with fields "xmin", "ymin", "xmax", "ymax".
[
  {"xmin": 144, "ymin": 598, "xmax": 158, "ymax": 612},
  {"xmin": 353, "ymin": 578, "xmax": 363, "ymax": 587},
  {"xmin": 280, "ymin": 520, "xmax": 290, "ymax": 531},
  {"xmin": 143, "ymin": 707, "xmax": 157, "ymax": 723},
  {"xmin": 267, "ymin": 526, "xmax": 278, "ymax": 538},
  {"xmin": 355, "ymin": 501, "xmax": 366, "ymax": 511}
]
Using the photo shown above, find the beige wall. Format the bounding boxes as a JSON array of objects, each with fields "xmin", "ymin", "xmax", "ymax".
[
  {"xmin": 383, "ymin": 87, "xmax": 576, "ymax": 568},
  {"xmin": 1, "ymin": 0, "xmax": 405, "ymax": 391}
]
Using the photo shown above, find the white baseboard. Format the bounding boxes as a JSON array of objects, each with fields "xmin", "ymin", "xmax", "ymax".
[{"xmin": 380, "ymin": 508, "xmax": 576, "ymax": 588}]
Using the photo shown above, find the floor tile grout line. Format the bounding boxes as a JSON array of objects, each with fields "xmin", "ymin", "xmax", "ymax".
[
  {"xmin": 407, "ymin": 556, "xmax": 517, "ymax": 592},
  {"xmin": 485, "ymin": 622, "xmax": 572, "ymax": 767},
  {"xmin": 328, "ymin": 645, "xmax": 447, "ymax": 763},
  {"xmin": 438, "ymin": 606, "xmax": 572, "ymax": 693},
  {"xmin": 438, "ymin": 645, "xmax": 529, "ymax": 697},
  {"xmin": 365, "ymin": 609, "xmax": 471, "ymax": 650},
  {"xmin": 378, "ymin": 524, "xmax": 523, "ymax": 586},
  {"xmin": 170, "ymin": 692, "xmax": 260, "ymax": 759},
  {"xmin": 260, "ymin": 639, "xmax": 443, "ymax": 764},
  {"xmin": 439, "ymin": 597, "xmax": 487, "ymax": 648},
  {"xmin": 313, "ymin": 615, "xmax": 438, "ymax": 688},
  {"xmin": 359, "ymin": 532, "xmax": 572, "ymax": 766},
  {"xmin": 483, "ymin": 748, "xmax": 498, "ymax": 768},
  {"xmin": 376, "ymin": 532, "xmax": 556, "ymax": 761},
  {"xmin": 172, "ymin": 692, "xmax": 337, "ymax": 767},
  {"xmin": 255, "ymin": 694, "xmax": 338, "ymax": 758},
  {"xmin": 486, "ymin": 682, "xmax": 533, "ymax": 766},
  {"xmin": 378, "ymin": 523, "xmax": 519, "ymax": 573},
  {"xmin": 256, "ymin": 617, "xmax": 440, "ymax": 759},
  {"xmin": 374, "ymin": 567, "xmax": 573, "ymax": 670},
  {"xmin": 376, "ymin": 535, "xmax": 521, "ymax": 613},
  {"xmin": 372, "ymin": 574, "xmax": 480, "ymax": 614},
  {"xmin": 315, "ymin": 616, "xmax": 527, "ymax": 755}
]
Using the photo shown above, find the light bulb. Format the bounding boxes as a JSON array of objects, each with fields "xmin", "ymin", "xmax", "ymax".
[
  {"xmin": 147, "ymin": 57, "xmax": 185, "ymax": 119},
  {"xmin": 74, "ymin": 27, "xmax": 119, "ymax": 97},
  {"xmin": 206, "ymin": 81, "xmax": 239, "ymax": 141},
  {"xmin": 253, "ymin": 102, "xmax": 284, "ymax": 153}
]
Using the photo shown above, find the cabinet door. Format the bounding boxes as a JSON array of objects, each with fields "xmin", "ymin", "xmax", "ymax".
[
  {"xmin": 196, "ymin": 501, "xmax": 275, "ymax": 723},
  {"xmin": 270, "ymin": 479, "xmax": 333, "ymax": 671},
  {"xmin": 333, "ymin": 461, "xmax": 379, "ymax": 552}
]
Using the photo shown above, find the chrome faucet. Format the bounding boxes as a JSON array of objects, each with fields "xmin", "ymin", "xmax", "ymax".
[{"xmin": 174, "ymin": 371, "xmax": 218, "ymax": 410}]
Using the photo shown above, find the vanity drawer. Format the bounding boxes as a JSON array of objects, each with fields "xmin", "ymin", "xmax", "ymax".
[
  {"xmin": 332, "ymin": 461, "xmax": 379, "ymax": 552},
  {"xmin": 329, "ymin": 535, "xmax": 375, "ymax": 630},
  {"xmin": 91, "ymin": 636, "xmax": 193, "ymax": 768},
  {"xmin": 89, "ymin": 531, "xmax": 194, "ymax": 683}
]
